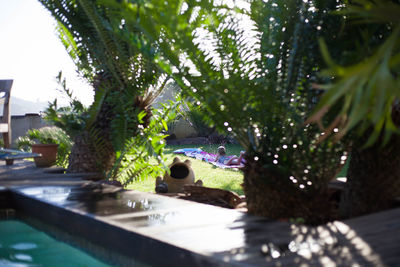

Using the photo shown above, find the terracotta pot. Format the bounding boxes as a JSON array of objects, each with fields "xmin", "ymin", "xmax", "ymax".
[{"xmin": 31, "ymin": 144, "xmax": 58, "ymax": 167}]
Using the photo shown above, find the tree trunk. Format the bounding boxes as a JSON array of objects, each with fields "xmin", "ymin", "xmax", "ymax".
[
  {"xmin": 67, "ymin": 131, "xmax": 115, "ymax": 175},
  {"xmin": 340, "ymin": 103, "xmax": 400, "ymax": 218},
  {"xmin": 242, "ymin": 157, "xmax": 338, "ymax": 225},
  {"xmin": 67, "ymin": 80, "xmax": 116, "ymax": 175},
  {"xmin": 339, "ymin": 134, "xmax": 400, "ymax": 218}
]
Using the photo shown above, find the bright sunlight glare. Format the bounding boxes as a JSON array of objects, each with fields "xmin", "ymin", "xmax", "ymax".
[{"xmin": 0, "ymin": 0, "xmax": 93, "ymax": 111}]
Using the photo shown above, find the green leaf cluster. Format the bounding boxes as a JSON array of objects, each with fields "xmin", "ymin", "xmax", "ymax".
[
  {"xmin": 16, "ymin": 127, "xmax": 73, "ymax": 168},
  {"xmin": 107, "ymin": 98, "xmax": 181, "ymax": 185},
  {"xmin": 39, "ymin": 0, "xmax": 173, "ymax": 177},
  {"xmin": 43, "ymin": 72, "xmax": 89, "ymax": 139},
  {"xmin": 312, "ymin": 0, "xmax": 400, "ymax": 146},
  {"xmin": 116, "ymin": 0, "xmax": 351, "ymax": 195}
]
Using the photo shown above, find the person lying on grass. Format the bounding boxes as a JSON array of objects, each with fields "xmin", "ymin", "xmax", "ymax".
[{"xmin": 215, "ymin": 146, "xmax": 245, "ymax": 166}]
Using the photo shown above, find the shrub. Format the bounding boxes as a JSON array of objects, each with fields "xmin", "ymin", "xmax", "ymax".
[
  {"xmin": 17, "ymin": 127, "xmax": 72, "ymax": 168},
  {"xmin": 122, "ymin": 0, "xmax": 351, "ymax": 224}
]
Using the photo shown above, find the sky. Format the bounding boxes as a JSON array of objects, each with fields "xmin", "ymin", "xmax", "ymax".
[{"xmin": 0, "ymin": 0, "xmax": 93, "ymax": 107}]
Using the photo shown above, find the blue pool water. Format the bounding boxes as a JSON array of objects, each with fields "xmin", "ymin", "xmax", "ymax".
[{"xmin": 0, "ymin": 220, "xmax": 110, "ymax": 266}]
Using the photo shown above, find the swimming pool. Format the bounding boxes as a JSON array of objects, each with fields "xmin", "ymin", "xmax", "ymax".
[
  {"xmin": 0, "ymin": 186, "xmax": 151, "ymax": 267},
  {"xmin": 0, "ymin": 219, "xmax": 110, "ymax": 266}
]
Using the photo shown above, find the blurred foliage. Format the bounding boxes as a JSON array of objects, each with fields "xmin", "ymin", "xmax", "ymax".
[
  {"xmin": 103, "ymin": 0, "xmax": 354, "ymax": 222},
  {"xmin": 44, "ymin": 72, "xmax": 89, "ymax": 139},
  {"xmin": 39, "ymin": 0, "xmax": 175, "ymax": 178},
  {"xmin": 182, "ymin": 101, "xmax": 215, "ymax": 137},
  {"xmin": 109, "ymin": 99, "xmax": 180, "ymax": 185},
  {"xmin": 309, "ymin": 0, "xmax": 400, "ymax": 146},
  {"xmin": 16, "ymin": 127, "xmax": 72, "ymax": 168}
]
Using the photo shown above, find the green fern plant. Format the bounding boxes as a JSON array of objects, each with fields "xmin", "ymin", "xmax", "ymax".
[
  {"xmin": 109, "ymin": 98, "xmax": 181, "ymax": 185},
  {"xmin": 307, "ymin": 0, "xmax": 400, "ymax": 218},
  {"xmin": 44, "ymin": 72, "xmax": 89, "ymax": 139},
  {"xmin": 113, "ymin": 0, "xmax": 351, "ymax": 223},
  {"xmin": 39, "ymin": 0, "xmax": 171, "ymax": 177},
  {"xmin": 309, "ymin": 0, "xmax": 400, "ymax": 146}
]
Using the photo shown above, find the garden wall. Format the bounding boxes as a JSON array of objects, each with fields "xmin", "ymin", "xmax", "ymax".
[{"xmin": 8, "ymin": 113, "xmax": 48, "ymax": 148}]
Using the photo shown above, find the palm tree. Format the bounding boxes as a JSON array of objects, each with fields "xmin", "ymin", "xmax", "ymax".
[
  {"xmin": 308, "ymin": 0, "xmax": 400, "ymax": 217},
  {"xmin": 119, "ymin": 0, "xmax": 350, "ymax": 223},
  {"xmin": 38, "ymin": 0, "xmax": 168, "ymax": 176}
]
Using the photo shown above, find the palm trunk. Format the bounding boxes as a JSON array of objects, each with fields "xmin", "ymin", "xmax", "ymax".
[
  {"xmin": 339, "ymin": 135, "xmax": 400, "ymax": 218},
  {"xmin": 67, "ymin": 89, "xmax": 116, "ymax": 174},
  {"xmin": 242, "ymin": 157, "xmax": 338, "ymax": 225},
  {"xmin": 340, "ymin": 103, "xmax": 400, "ymax": 218},
  {"xmin": 67, "ymin": 131, "xmax": 115, "ymax": 174}
]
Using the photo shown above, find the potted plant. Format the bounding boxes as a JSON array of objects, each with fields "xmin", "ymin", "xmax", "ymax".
[
  {"xmin": 17, "ymin": 127, "xmax": 71, "ymax": 168},
  {"xmin": 31, "ymin": 144, "xmax": 58, "ymax": 168}
]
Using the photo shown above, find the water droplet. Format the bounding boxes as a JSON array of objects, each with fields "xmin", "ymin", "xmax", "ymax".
[
  {"xmin": 254, "ymin": 156, "xmax": 259, "ymax": 161},
  {"xmin": 333, "ymin": 128, "xmax": 339, "ymax": 133},
  {"xmin": 299, "ymin": 184, "xmax": 305, "ymax": 189},
  {"xmin": 317, "ymin": 25, "xmax": 322, "ymax": 30},
  {"xmin": 227, "ymin": 127, "xmax": 232, "ymax": 132},
  {"xmin": 271, "ymin": 250, "xmax": 281, "ymax": 258},
  {"xmin": 273, "ymin": 160, "xmax": 278, "ymax": 164},
  {"xmin": 274, "ymin": 154, "xmax": 279, "ymax": 158},
  {"xmin": 224, "ymin": 122, "xmax": 229, "ymax": 126},
  {"xmin": 224, "ymin": 89, "xmax": 229, "ymax": 93},
  {"xmin": 283, "ymin": 145, "xmax": 288, "ymax": 149},
  {"xmin": 196, "ymin": 101, "xmax": 201, "ymax": 105},
  {"xmin": 307, "ymin": 181, "xmax": 312, "ymax": 185},
  {"xmin": 304, "ymin": 169, "xmax": 309, "ymax": 174},
  {"xmin": 220, "ymin": 105, "xmax": 225, "ymax": 111},
  {"xmin": 293, "ymin": 144, "xmax": 298, "ymax": 148},
  {"xmin": 261, "ymin": 244, "xmax": 269, "ymax": 254},
  {"xmin": 341, "ymin": 156, "xmax": 347, "ymax": 161}
]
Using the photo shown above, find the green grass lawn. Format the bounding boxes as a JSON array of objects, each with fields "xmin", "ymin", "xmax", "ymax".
[
  {"xmin": 126, "ymin": 144, "xmax": 245, "ymax": 195},
  {"xmin": 125, "ymin": 143, "xmax": 349, "ymax": 195}
]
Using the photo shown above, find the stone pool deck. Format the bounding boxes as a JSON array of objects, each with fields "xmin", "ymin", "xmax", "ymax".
[{"xmin": 1, "ymin": 160, "xmax": 399, "ymax": 266}]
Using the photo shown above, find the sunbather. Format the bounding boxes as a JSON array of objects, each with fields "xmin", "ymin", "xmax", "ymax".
[{"xmin": 215, "ymin": 146, "xmax": 245, "ymax": 166}]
